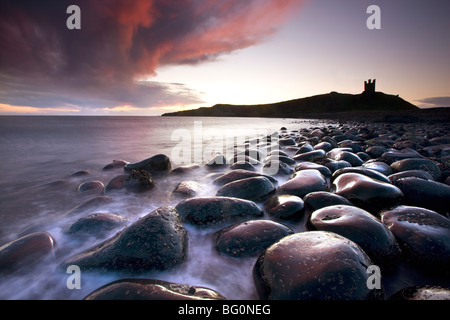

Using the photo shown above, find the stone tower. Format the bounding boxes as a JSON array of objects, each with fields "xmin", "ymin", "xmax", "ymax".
[{"xmin": 364, "ymin": 79, "xmax": 376, "ymax": 94}]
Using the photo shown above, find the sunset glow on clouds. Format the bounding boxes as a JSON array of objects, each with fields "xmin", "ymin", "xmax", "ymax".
[
  {"xmin": 0, "ymin": 0, "xmax": 449, "ymax": 115},
  {"xmin": 0, "ymin": 0, "xmax": 302, "ymax": 115}
]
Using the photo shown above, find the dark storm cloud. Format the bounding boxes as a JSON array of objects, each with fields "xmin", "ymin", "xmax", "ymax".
[
  {"xmin": 416, "ymin": 97, "xmax": 450, "ymax": 108},
  {"xmin": 0, "ymin": 0, "xmax": 301, "ymax": 112}
]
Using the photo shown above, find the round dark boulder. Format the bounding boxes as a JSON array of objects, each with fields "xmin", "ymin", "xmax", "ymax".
[
  {"xmin": 390, "ymin": 158, "xmax": 441, "ymax": 181},
  {"xmin": 104, "ymin": 170, "xmax": 154, "ymax": 194},
  {"xmin": 216, "ymin": 176, "xmax": 275, "ymax": 202},
  {"xmin": 65, "ymin": 196, "xmax": 115, "ymax": 218},
  {"xmin": 380, "ymin": 148, "xmax": 423, "ymax": 164},
  {"xmin": 293, "ymin": 149, "xmax": 326, "ymax": 162},
  {"xmin": 78, "ymin": 181, "xmax": 105, "ymax": 194},
  {"xmin": 213, "ymin": 169, "xmax": 277, "ymax": 187},
  {"xmin": 310, "ymin": 205, "xmax": 401, "ymax": 268},
  {"xmin": 253, "ymin": 231, "xmax": 381, "ymax": 300},
  {"xmin": 60, "ymin": 206, "xmax": 187, "ymax": 272},
  {"xmin": 64, "ymin": 213, "xmax": 129, "ymax": 237},
  {"xmin": 381, "ymin": 205, "xmax": 450, "ymax": 269},
  {"xmin": 295, "ymin": 162, "xmax": 332, "ymax": 178},
  {"xmin": 0, "ymin": 232, "xmax": 55, "ymax": 274},
  {"xmin": 124, "ymin": 154, "xmax": 171, "ymax": 175},
  {"xmin": 263, "ymin": 195, "xmax": 304, "ymax": 220},
  {"xmin": 388, "ymin": 170, "xmax": 434, "ymax": 184},
  {"xmin": 362, "ymin": 161, "xmax": 392, "ymax": 176},
  {"xmin": 330, "ymin": 151, "xmax": 364, "ymax": 167},
  {"xmin": 214, "ymin": 220, "xmax": 294, "ymax": 257},
  {"xmin": 331, "ymin": 167, "xmax": 390, "ymax": 184},
  {"xmin": 332, "ymin": 173, "xmax": 403, "ymax": 214},
  {"xmin": 175, "ymin": 197, "xmax": 263, "ymax": 227},
  {"xmin": 393, "ymin": 177, "xmax": 450, "ymax": 215},
  {"xmin": 320, "ymin": 159, "xmax": 352, "ymax": 173},
  {"xmin": 303, "ymin": 191, "xmax": 354, "ymax": 218},
  {"xmin": 84, "ymin": 278, "xmax": 226, "ymax": 300},
  {"xmin": 230, "ymin": 161, "xmax": 257, "ymax": 172},
  {"xmin": 278, "ymin": 169, "xmax": 328, "ymax": 198},
  {"xmin": 102, "ymin": 160, "xmax": 129, "ymax": 171},
  {"xmin": 390, "ymin": 286, "xmax": 450, "ymax": 300},
  {"xmin": 262, "ymin": 160, "xmax": 293, "ymax": 176},
  {"xmin": 366, "ymin": 146, "xmax": 388, "ymax": 158},
  {"xmin": 172, "ymin": 180, "xmax": 200, "ymax": 199}
]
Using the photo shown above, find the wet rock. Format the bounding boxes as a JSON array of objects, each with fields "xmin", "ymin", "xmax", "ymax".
[
  {"xmin": 429, "ymin": 136, "xmax": 450, "ymax": 145},
  {"xmin": 294, "ymin": 143, "xmax": 314, "ymax": 155},
  {"xmin": 279, "ymin": 137, "xmax": 296, "ymax": 146},
  {"xmin": 175, "ymin": 197, "xmax": 263, "ymax": 227},
  {"xmin": 213, "ymin": 169, "xmax": 277, "ymax": 187},
  {"xmin": 70, "ymin": 170, "xmax": 90, "ymax": 177},
  {"xmin": 172, "ymin": 181, "xmax": 200, "ymax": 199},
  {"xmin": 332, "ymin": 173, "xmax": 403, "ymax": 214},
  {"xmin": 0, "ymin": 232, "xmax": 55, "ymax": 274},
  {"xmin": 104, "ymin": 170, "xmax": 154, "ymax": 194},
  {"xmin": 262, "ymin": 160, "xmax": 293, "ymax": 176},
  {"xmin": 381, "ymin": 148, "xmax": 423, "ymax": 164},
  {"xmin": 278, "ymin": 169, "xmax": 328, "ymax": 198},
  {"xmin": 253, "ymin": 231, "xmax": 381, "ymax": 300},
  {"xmin": 216, "ymin": 176, "xmax": 275, "ymax": 202},
  {"xmin": 381, "ymin": 206, "xmax": 450, "ymax": 269},
  {"xmin": 331, "ymin": 167, "xmax": 391, "ymax": 184},
  {"xmin": 171, "ymin": 164, "xmax": 202, "ymax": 175},
  {"xmin": 264, "ymin": 155, "xmax": 296, "ymax": 166},
  {"xmin": 78, "ymin": 181, "xmax": 105, "ymax": 194},
  {"xmin": 263, "ymin": 195, "xmax": 304, "ymax": 220},
  {"xmin": 64, "ymin": 213, "xmax": 129, "ymax": 237},
  {"xmin": 84, "ymin": 278, "xmax": 226, "ymax": 300},
  {"xmin": 388, "ymin": 170, "xmax": 434, "ymax": 184},
  {"xmin": 214, "ymin": 220, "xmax": 294, "ymax": 257},
  {"xmin": 314, "ymin": 141, "xmax": 333, "ymax": 152},
  {"xmin": 303, "ymin": 191, "xmax": 354, "ymax": 218},
  {"xmin": 362, "ymin": 161, "xmax": 392, "ymax": 176},
  {"xmin": 124, "ymin": 154, "xmax": 171, "ymax": 175},
  {"xmin": 320, "ymin": 159, "xmax": 352, "ymax": 173},
  {"xmin": 103, "ymin": 160, "xmax": 129, "ymax": 171},
  {"xmin": 390, "ymin": 286, "xmax": 450, "ymax": 300},
  {"xmin": 65, "ymin": 196, "xmax": 115, "ymax": 217},
  {"xmin": 393, "ymin": 177, "xmax": 450, "ymax": 215},
  {"xmin": 61, "ymin": 206, "xmax": 187, "ymax": 272},
  {"xmin": 330, "ymin": 151, "xmax": 364, "ymax": 167},
  {"xmin": 230, "ymin": 161, "xmax": 257, "ymax": 172},
  {"xmin": 310, "ymin": 205, "xmax": 401, "ymax": 268},
  {"xmin": 293, "ymin": 149, "xmax": 326, "ymax": 162},
  {"xmin": 295, "ymin": 162, "xmax": 332, "ymax": 178},
  {"xmin": 390, "ymin": 158, "xmax": 441, "ymax": 181},
  {"xmin": 366, "ymin": 146, "xmax": 388, "ymax": 159}
]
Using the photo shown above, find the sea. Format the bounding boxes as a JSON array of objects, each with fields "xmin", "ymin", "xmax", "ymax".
[{"xmin": 0, "ymin": 115, "xmax": 329, "ymax": 300}]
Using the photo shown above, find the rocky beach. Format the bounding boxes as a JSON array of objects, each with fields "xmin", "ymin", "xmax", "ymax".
[{"xmin": 0, "ymin": 116, "xmax": 449, "ymax": 300}]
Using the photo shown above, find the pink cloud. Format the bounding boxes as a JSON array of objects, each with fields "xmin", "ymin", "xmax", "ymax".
[{"xmin": 0, "ymin": 0, "xmax": 303, "ymax": 112}]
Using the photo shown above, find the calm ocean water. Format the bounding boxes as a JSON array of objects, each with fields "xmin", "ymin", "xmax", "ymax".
[{"xmin": 0, "ymin": 115, "xmax": 326, "ymax": 300}]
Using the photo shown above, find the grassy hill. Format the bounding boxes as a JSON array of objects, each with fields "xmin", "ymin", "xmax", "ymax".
[{"xmin": 162, "ymin": 91, "xmax": 420, "ymax": 119}]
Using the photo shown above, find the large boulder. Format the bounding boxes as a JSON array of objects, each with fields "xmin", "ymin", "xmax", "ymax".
[
  {"xmin": 392, "ymin": 177, "xmax": 450, "ymax": 215},
  {"xmin": 0, "ymin": 232, "xmax": 55, "ymax": 274},
  {"xmin": 253, "ymin": 231, "xmax": 381, "ymax": 300},
  {"xmin": 278, "ymin": 169, "xmax": 328, "ymax": 198},
  {"xmin": 216, "ymin": 176, "xmax": 276, "ymax": 202},
  {"xmin": 60, "ymin": 207, "xmax": 187, "ymax": 272},
  {"xmin": 381, "ymin": 205, "xmax": 450, "ymax": 269},
  {"xmin": 64, "ymin": 213, "xmax": 129, "ymax": 238},
  {"xmin": 175, "ymin": 197, "xmax": 263, "ymax": 227},
  {"xmin": 390, "ymin": 158, "xmax": 441, "ymax": 181},
  {"xmin": 214, "ymin": 220, "xmax": 294, "ymax": 257},
  {"xmin": 332, "ymin": 173, "xmax": 403, "ymax": 214},
  {"xmin": 310, "ymin": 205, "xmax": 401, "ymax": 268},
  {"xmin": 84, "ymin": 278, "xmax": 226, "ymax": 300},
  {"xmin": 104, "ymin": 170, "xmax": 154, "ymax": 194},
  {"xmin": 124, "ymin": 154, "xmax": 171, "ymax": 175}
]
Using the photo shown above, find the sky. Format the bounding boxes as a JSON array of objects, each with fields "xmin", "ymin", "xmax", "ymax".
[{"xmin": 0, "ymin": 0, "xmax": 449, "ymax": 116}]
